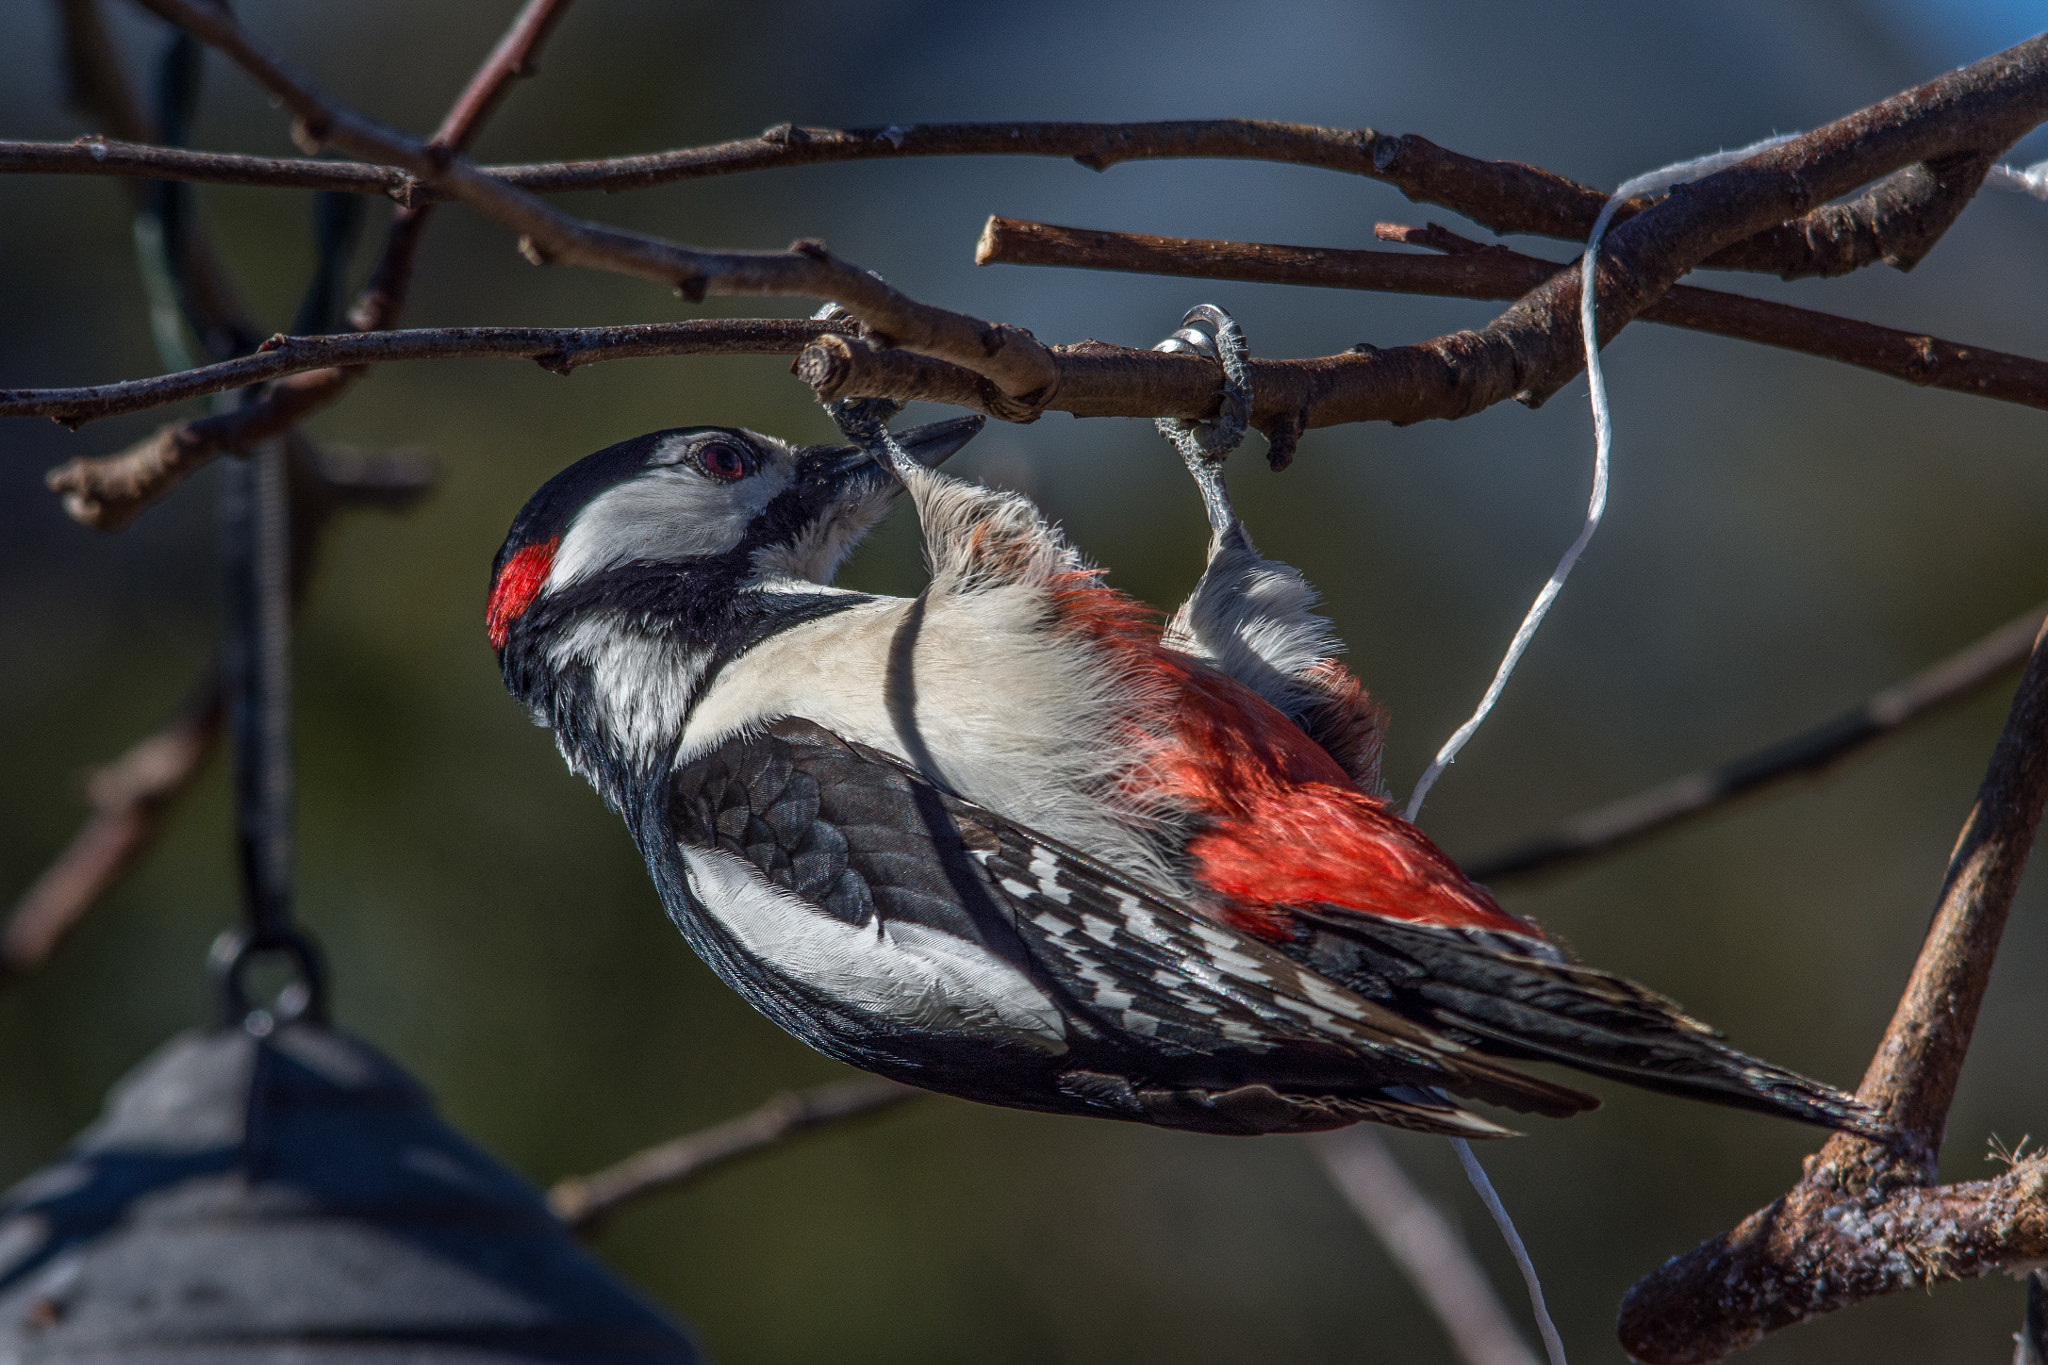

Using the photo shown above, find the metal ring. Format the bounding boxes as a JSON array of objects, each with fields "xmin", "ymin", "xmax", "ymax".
[
  {"xmin": 210, "ymin": 926, "xmax": 329, "ymax": 1033},
  {"xmin": 1153, "ymin": 304, "xmax": 1251, "ymax": 459}
]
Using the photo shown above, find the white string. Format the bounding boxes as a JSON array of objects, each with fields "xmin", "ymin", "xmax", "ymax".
[
  {"xmin": 1988, "ymin": 157, "xmax": 2048, "ymax": 200},
  {"xmin": 1402, "ymin": 133, "xmax": 1797, "ymax": 824},
  {"xmin": 1405, "ymin": 134, "xmax": 1807, "ymax": 1365},
  {"xmin": 1452, "ymin": 1138, "xmax": 1569, "ymax": 1365}
]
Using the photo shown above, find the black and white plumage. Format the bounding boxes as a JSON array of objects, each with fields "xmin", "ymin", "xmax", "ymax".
[{"xmin": 488, "ymin": 415, "xmax": 1881, "ymax": 1139}]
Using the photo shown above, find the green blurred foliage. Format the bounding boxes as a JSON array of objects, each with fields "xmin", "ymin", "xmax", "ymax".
[{"xmin": 2, "ymin": 2, "xmax": 2045, "ymax": 1361}]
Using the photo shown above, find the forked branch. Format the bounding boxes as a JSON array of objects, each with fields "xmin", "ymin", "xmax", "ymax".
[{"xmin": 1617, "ymin": 619, "xmax": 2048, "ymax": 1362}]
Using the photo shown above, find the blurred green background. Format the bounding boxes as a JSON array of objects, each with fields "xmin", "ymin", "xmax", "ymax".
[{"xmin": 3, "ymin": 2, "xmax": 2046, "ymax": 1361}]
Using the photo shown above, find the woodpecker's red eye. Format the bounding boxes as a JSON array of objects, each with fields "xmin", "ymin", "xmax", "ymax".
[{"xmin": 695, "ymin": 441, "xmax": 752, "ymax": 482}]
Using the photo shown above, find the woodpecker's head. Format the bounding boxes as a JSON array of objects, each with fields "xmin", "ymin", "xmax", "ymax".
[{"xmin": 487, "ymin": 416, "xmax": 983, "ymax": 802}]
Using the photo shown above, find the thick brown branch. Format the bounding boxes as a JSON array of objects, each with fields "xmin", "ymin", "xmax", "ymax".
[
  {"xmin": 1312, "ymin": 1129, "xmax": 1541, "ymax": 1365},
  {"xmin": 1617, "ymin": 618, "xmax": 2048, "ymax": 1362},
  {"xmin": 1467, "ymin": 604, "xmax": 2048, "ymax": 882},
  {"xmin": 980, "ymin": 217, "xmax": 2048, "ymax": 413},
  {"xmin": 547, "ymin": 1076, "xmax": 918, "ymax": 1234},
  {"xmin": 1708, "ymin": 149, "xmax": 1998, "ymax": 279},
  {"xmin": 1625, "ymin": 1161, "xmax": 2048, "ymax": 1364},
  {"xmin": 8, "ymin": 320, "xmax": 843, "ymax": 426},
  {"xmin": 807, "ymin": 41, "xmax": 2048, "ymax": 434}
]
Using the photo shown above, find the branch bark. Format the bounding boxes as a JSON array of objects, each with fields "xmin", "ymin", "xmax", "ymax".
[
  {"xmin": 135, "ymin": 3, "xmax": 2048, "ymax": 441},
  {"xmin": 979, "ymin": 217, "xmax": 2048, "ymax": 414},
  {"xmin": 36, "ymin": 0, "xmax": 574, "ymax": 532},
  {"xmin": 1467, "ymin": 604, "xmax": 2048, "ymax": 882},
  {"xmin": 1617, "ymin": 617, "xmax": 2048, "ymax": 1363},
  {"xmin": 10, "ymin": 320, "xmax": 845, "ymax": 426},
  {"xmin": 131, "ymin": 0, "xmax": 1064, "ymax": 403},
  {"xmin": 548, "ymin": 1076, "xmax": 918, "ymax": 1234},
  {"xmin": 0, "ymin": 122, "xmax": 2003, "ymax": 283}
]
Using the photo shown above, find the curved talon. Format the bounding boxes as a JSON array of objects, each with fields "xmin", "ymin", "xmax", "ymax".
[{"xmin": 1153, "ymin": 304, "xmax": 1252, "ymax": 537}]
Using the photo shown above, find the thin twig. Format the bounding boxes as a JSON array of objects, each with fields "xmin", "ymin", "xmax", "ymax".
[
  {"xmin": 0, "ymin": 121, "xmax": 1998, "ymax": 283},
  {"xmin": 140, "ymin": 2, "xmax": 2048, "ymax": 435},
  {"xmin": 9, "ymin": 320, "xmax": 845, "ymax": 426},
  {"xmin": 548, "ymin": 1076, "xmax": 920, "ymax": 1234},
  {"xmin": 1617, "ymin": 617, "xmax": 2048, "ymax": 1363},
  {"xmin": 979, "ymin": 217, "xmax": 2048, "ymax": 414},
  {"xmin": 1467, "ymin": 603, "xmax": 2048, "ymax": 882},
  {"xmin": 1311, "ymin": 1128, "xmax": 1541, "ymax": 1365},
  {"xmin": 132, "ymin": 0, "xmax": 1064, "ymax": 401},
  {"xmin": 36, "ymin": 0, "xmax": 576, "ymax": 532}
]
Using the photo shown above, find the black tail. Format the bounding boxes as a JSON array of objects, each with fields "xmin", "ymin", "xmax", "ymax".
[{"xmin": 1294, "ymin": 912, "xmax": 1886, "ymax": 1138}]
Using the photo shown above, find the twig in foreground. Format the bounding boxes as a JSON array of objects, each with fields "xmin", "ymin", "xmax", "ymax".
[
  {"xmin": 1467, "ymin": 603, "xmax": 2048, "ymax": 882},
  {"xmin": 1311, "ymin": 1128, "xmax": 1541, "ymax": 1365},
  {"xmin": 1617, "ymin": 617, "xmax": 2048, "ymax": 1363},
  {"xmin": 548, "ymin": 1076, "xmax": 920, "ymax": 1234}
]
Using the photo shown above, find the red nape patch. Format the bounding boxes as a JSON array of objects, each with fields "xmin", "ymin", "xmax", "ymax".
[
  {"xmin": 1159, "ymin": 670, "xmax": 1536, "ymax": 940},
  {"xmin": 487, "ymin": 536, "xmax": 559, "ymax": 650}
]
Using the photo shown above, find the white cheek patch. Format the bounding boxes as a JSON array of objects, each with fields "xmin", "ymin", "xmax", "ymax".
[
  {"xmin": 681, "ymin": 845, "xmax": 1068, "ymax": 1054},
  {"xmin": 548, "ymin": 455, "xmax": 793, "ymax": 589}
]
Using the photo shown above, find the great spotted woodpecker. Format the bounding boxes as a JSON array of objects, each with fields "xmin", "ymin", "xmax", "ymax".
[{"xmin": 488, "ymin": 411, "xmax": 1878, "ymax": 1139}]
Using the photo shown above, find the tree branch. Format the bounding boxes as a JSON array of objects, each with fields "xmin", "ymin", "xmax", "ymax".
[
  {"xmin": 33, "ymin": 0, "xmax": 576, "ymax": 533},
  {"xmin": 979, "ymin": 217, "xmax": 2048, "ymax": 414},
  {"xmin": 547, "ymin": 1076, "xmax": 919, "ymax": 1234},
  {"xmin": 807, "ymin": 39, "xmax": 2048, "ymax": 435},
  {"xmin": 1312, "ymin": 1128, "xmax": 1541, "ymax": 1365},
  {"xmin": 1466, "ymin": 604, "xmax": 2048, "ymax": 882},
  {"xmin": 131, "ymin": 0, "xmax": 1064, "ymax": 404},
  {"xmin": 9, "ymin": 320, "xmax": 844, "ymax": 426},
  {"xmin": 1617, "ymin": 617, "xmax": 2048, "ymax": 1363},
  {"xmin": 0, "ymin": 119, "xmax": 2003, "ymax": 283}
]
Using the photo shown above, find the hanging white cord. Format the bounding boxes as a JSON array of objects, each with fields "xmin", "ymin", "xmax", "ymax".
[
  {"xmin": 1451, "ymin": 1137, "xmax": 1568, "ymax": 1365},
  {"xmin": 1988, "ymin": 157, "xmax": 2048, "ymax": 199},
  {"xmin": 1400, "ymin": 134, "xmax": 1806, "ymax": 1365},
  {"xmin": 1401, "ymin": 133, "xmax": 1797, "ymax": 824}
]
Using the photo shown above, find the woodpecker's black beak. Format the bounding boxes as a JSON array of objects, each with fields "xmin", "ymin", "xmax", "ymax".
[
  {"xmin": 793, "ymin": 414, "xmax": 986, "ymax": 509},
  {"xmin": 768, "ymin": 415, "xmax": 986, "ymax": 582},
  {"xmin": 797, "ymin": 414, "xmax": 985, "ymax": 483}
]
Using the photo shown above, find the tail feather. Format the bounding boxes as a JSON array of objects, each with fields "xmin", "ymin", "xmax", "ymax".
[{"xmin": 1295, "ymin": 912, "xmax": 1886, "ymax": 1138}]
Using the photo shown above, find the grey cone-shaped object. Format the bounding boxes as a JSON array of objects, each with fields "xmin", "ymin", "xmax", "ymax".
[{"xmin": 0, "ymin": 1023, "xmax": 698, "ymax": 1363}]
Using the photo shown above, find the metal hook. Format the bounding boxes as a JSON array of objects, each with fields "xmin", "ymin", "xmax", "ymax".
[{"xmin": 211, "ymin": 926, "xmax": 328, "ymax": 1033}]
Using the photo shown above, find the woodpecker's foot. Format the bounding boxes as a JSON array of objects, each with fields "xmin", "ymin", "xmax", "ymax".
[{"xmin": 1153, "ymin": 304, "xmax": 1253, "ymax": 538}]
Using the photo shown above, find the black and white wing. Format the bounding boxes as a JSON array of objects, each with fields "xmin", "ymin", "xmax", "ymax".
[{"xmin": 658, "ymin": 717, "xmax": 1596, "ymax": 1136}]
